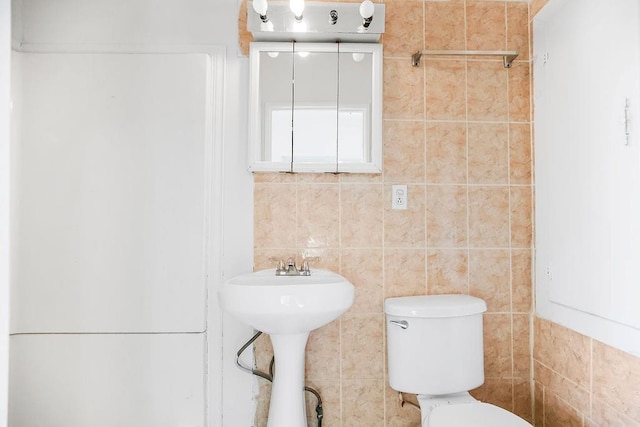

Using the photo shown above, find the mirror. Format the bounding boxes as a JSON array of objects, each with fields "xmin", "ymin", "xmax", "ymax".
[
  {"xmin": 248, "ymin": 42, "xmax": 382, "ymax": 173},
  {"xmin": 293, "ymin": 49, "xmax": 339, "ymax": 167}
]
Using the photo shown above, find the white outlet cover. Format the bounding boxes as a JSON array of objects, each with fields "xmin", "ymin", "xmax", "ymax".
[{"xmin": 392, "ymin": 185, "xmax": 407, "ymax": 210}]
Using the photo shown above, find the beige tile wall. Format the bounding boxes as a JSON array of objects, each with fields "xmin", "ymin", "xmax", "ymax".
[
  {"xmin": 533, "ymin": 317, "xmax": 640, "ymax": 427},
  {"xmin": 245, "ymin": 0, "xmax": 534, "ymax": 425}
]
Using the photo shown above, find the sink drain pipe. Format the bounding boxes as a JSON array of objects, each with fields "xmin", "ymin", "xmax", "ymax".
[{"xmin": 236, "ymin": 331, "xmax": 324, "ymax": 427}]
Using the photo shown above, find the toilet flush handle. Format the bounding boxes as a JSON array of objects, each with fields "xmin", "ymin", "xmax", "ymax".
[{"xmin": 389, "ymin": 320, "xmax": 409, "ymax": 329}]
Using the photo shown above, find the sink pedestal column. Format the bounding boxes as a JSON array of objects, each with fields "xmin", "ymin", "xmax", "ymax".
[{"xmin": 267, "ymin": 332, "xmax": 310, "ymax": 427}]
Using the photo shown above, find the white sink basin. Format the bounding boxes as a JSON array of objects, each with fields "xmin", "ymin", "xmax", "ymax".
[
  {"xmin": 219, "ymin": 268, "xmax": 354, "ymax": 427},
  {"xmin": 219, "ymin": 268, "xmax": 354, "ymax": 334}
]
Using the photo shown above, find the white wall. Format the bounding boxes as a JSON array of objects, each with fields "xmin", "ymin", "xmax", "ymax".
[
  {"xmin": 10, "ymin": 0, "xmax": 254, "ymax": 425},
  {"xmin": 0, "ymin": 0, "xmax": 11, "ymax": 425}
]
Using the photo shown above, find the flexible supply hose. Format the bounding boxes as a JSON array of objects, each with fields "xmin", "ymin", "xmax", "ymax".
[
  {"xmin": 398, "ymin": 392, "xmax": 421, "ymax": 412},
  {"xmin": 236, "ymin": 331, "xmax": 323, "ymax": 427}
]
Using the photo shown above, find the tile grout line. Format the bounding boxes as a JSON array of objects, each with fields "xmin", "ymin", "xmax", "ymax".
[
  {"xmin": 463, "ymin": 0, "xmax": 471, "ymax": 297},
  {"xmin": 423, "ymin": 0, "xmax": 429, "ymax": 297},
  {"xmin": 385, "ymin": 117, "xmax": 533, "ymax": 124},
  {"xmin": 503, "ymin": 0, "xmax": 517, "ymax": 414},
  {"xmin": 589, "ymin": 337, "xmax": 593, "ymax": 423},
  {"xmin": 381, "ymin": 37, "xmax": 390, "ymax": 421},
  {"xmin": 337, "ymin": 170, "xmax": 343, "ymax": 426},
  {"xmin": 526, "ymin": 2, "xmax": 537, "ymax": 422},
  {"xmin": 256, "ymin": 181, "xmax": 533, "ymax": 188}
]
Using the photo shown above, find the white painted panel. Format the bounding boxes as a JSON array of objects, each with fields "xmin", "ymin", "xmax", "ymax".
[
  {"xmin": 9, "ymin": 333, "xmax": 205, "ymax": 426},
  {"xmin": 219, "ymin": 53, "xmax": 256, "ymax": 427},
  {"xmin": 11, "ymin": 53, "xmax": 209, "ymax": 333},
  {"xmin": 535, "ymin": 0, "xmax": 640, "ymax": 355},
  {"xmin": 0, "ymin": 0, "xmax": 11, "ymax": 424}
]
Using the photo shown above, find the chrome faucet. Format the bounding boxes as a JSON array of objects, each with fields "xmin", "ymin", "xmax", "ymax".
[{"xmin": 275, "ymin": 257, "xmax": 311, "ymax": 276}]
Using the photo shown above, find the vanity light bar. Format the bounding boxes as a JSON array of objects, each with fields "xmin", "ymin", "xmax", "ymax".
[{"xmin": 247, "ymin": 1, "xmax": 385, "ymax": 43}]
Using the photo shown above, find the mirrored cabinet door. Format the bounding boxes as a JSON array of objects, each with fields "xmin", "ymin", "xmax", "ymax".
[
  {"xmin": 248, "ymin": 42, "xmax": 382, "ymax": 173},
  {"xmin": 337, "ymin": 48, "xmax": 377, "ymax": 172},
  {"xmin": 257, "ymin": 48, "xmax": 294, "ymax": 165},
  {"xmin": 292, "ymin": 46, "xmax": 339, "ymax": 171}
]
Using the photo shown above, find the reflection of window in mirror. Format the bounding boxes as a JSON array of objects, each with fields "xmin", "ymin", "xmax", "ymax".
[
  {"xmin": 267, "ymin": 106, "xmax": 368, "ymax": 164},
  {"xmin": 338, "ymin": 108, "xmax": 369, "ymax": 163},
  {"xmin": 293, "ymin": 51, "xmax": 338, "ymax": 166}
]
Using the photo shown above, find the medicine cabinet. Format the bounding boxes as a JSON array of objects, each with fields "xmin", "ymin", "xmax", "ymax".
[{"xmin": 248, "ymin": 42, "xmax": 382, "ymax": 173}]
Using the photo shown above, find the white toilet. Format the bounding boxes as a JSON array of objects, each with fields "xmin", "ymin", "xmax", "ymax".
[{"xmin": 385, "ymin": 294, "xmax": 532, "ymax": 427}]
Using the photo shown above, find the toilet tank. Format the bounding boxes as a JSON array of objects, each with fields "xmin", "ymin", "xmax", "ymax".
[{"xmin": 385, "ymin": 295, "xmax": 487, "ymax": 395}]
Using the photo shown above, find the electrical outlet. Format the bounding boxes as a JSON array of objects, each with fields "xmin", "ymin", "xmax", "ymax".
[{"xmin": 392, "ymin": 185, "xmax": 407, "ymax": 210}]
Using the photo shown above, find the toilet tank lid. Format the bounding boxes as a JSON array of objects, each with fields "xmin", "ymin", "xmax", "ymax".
[{"xmin": 384, "ymin": 295, "xmax": 487, "ymax": 318}]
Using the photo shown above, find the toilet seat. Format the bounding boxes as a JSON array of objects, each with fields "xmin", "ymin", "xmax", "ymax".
[{"xmin": 428, "ymin": 402, "xmax": 531, "ymax": 427}]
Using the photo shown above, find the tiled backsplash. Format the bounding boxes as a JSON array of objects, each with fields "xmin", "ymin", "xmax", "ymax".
[
  {"xmin": 248, "ymin": 0, "xmax": 533, "ymax": 425},
  {"xmin": 534, "ymin": 317, "xmax": 640, "ymax": 426}
]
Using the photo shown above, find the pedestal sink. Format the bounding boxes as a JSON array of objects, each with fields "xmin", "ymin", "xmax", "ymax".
[{"xmin": 219, "ymin": 268, "xmax": 355, "ymax": 427}]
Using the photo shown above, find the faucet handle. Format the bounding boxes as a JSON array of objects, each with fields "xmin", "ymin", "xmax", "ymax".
[
  {"xmin": 276, "ymin": 259, "xmax": 286, "ymax": 274},
  {"xmin": 300, "ymin": 259, "xmax": 310, "ymax": 275}
]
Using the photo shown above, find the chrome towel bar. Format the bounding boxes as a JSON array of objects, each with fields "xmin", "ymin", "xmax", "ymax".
[{"xmin": 412, "ymin": 49, "xmax": 519, "ymax": 68}]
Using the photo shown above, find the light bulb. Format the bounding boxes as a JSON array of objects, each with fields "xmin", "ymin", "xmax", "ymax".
[
  {"xmin": 252, "ymin": 0, "xmax": 268, "ymax": 16},
  {"xmin": 260, "ymin": 20, "xmax": 274, "ymax": 31},
  {"xmin": 359, "ymin": 0, "xmax": 374, "ymax": 19},
  {"xmin": 290, "ymin": 0, "xmax": 305, "ymax": 20},
  {"xmin": 352, "ymin": 52, "xmax": 365, "ymax": 62}
]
